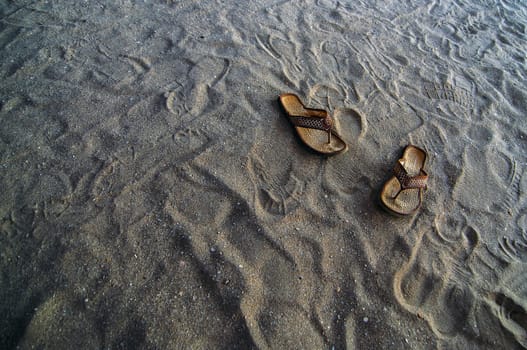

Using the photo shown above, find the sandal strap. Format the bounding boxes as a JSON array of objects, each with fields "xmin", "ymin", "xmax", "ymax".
[
  {"xmin": 289, "ymin": 114, "xmax": 333, "ymax": 131},
  {"xmin": 394, "ymin": 160, "xmax": 428, "ymax": 190}
]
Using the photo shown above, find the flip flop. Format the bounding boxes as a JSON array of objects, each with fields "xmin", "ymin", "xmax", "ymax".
[
  {"xmin": 380, "ymin": 145, "xmax": 429, "ymax": 215},
  {"xmin": 278, "ymin": 93, "xmax": 348, "ymax": 155}
]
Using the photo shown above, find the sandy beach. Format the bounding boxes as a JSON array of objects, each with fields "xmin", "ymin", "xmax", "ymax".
[{"xmin": 1, "ymin": 0, "xmax": 526, "ymax": 348}]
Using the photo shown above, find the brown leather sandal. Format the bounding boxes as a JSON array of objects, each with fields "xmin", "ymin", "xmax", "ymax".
[
  {"xmin": 380, "ymin": 145, "xmax": 428, "ymax": 215},
  {"xmin": 278, "ymin": 93, "xmax": 347, "ymax": 155}
]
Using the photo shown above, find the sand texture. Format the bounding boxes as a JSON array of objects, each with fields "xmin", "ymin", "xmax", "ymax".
[{"xmin": 1, "ymin": 0, "xmax": 527, "ymax": 349}]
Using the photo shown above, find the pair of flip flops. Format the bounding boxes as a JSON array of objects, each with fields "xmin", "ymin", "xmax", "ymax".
[{"xmin": 278, "ymin": 93, "xmax": 428, "ymax": 215}]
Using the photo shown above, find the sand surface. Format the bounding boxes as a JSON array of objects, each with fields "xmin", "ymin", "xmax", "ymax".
[{"xmin": 1, "ymin": 0, "xmax": 527, "ymax": 349}]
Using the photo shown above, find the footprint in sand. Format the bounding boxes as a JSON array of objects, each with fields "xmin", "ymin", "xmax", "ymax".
[
  {"xmin": 397, "ymin": 214, "xmax": 527, "ymax": 347},
  {"xmin": 453, "ymin": 145, "xmax": 519, "ymax": 214},
  {"xmin": 165, "ymin": 82, "xmax": 193, "ymax": 117},
  {"xmin": 266, "ymin": 35, "xmax": 305, "ymax": 87},
  {"xmin": 333, "ymin": 107, "xmax": 366, "ymax": 142},
  {"xmin": 499, "ymin": 209, "xmax": 527, "ymax": 263},
  {"xmin": 247, "ymin": 153, "xmax": 304, "ymax": 217},
  {"xmin": 309, "ymin": 83, "xmax": 355, "ymax": 110},
  {"xmin": 482, "ymin": 254, "xmax": 527, "ymax": 348},
  {"xmin": 394, "ymin": 215, "xmax": 479, "ymax": 338},
  {"xmin": 162, "ymin": 164, "xmax": 233, "ymax": 229},
  {"xmin": 486, "ymin": 292, "xmax": 527, "ymax": 348},
  {"xmin": 320, "ymin": 40, "xmax": 365, "ymax": 99},
  {"xmin": 423, "ymin": 82, "xmax": 475, "ymax": 110},
  {"xmin": 306, "ymin": 84, "xmax": 366, "ymax": 148},
  {"xmin": 171, "ymin": 128, "xmax": 212, "ymax": 162},
  {"xmin": 159, "ymin": 163, "xmax": 328, "ymax": 348},
  {"xmin": 164, "ymin": 56, "xmax": 229, "ymax": 123}
]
